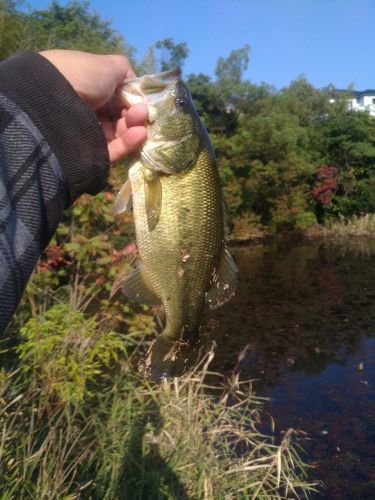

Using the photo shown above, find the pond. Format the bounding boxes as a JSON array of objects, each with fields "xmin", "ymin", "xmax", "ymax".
[{"xmin": 208, "ymin": 237, "xmax": 375, "ymax": 500}]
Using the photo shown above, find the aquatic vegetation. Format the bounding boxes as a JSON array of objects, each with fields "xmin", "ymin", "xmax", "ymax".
[
  {"xmin": 305, "ymin": 213, "xmax": 375, "ymax": 256},
  {"xmin": 322, "ymin": 213, "xmax": 375, "ymax": 238}
]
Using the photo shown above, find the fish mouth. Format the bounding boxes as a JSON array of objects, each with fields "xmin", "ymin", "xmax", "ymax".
[{"xmin": 120, "ymin": 68, "xmax": 181, "ymax": 106}]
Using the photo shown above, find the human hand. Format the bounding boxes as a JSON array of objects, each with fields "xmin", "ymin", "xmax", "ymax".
[{"xmin": 40, "ymin": 50, "xmax": 147, "ymax": 163}]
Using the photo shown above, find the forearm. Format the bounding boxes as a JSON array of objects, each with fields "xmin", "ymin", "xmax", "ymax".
[{"xmin": 0, "ymin": 51, "xmax": 109, "ymax": 334}]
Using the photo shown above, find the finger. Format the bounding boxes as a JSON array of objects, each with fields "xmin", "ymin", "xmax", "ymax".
[
  {"xmin": 108, "ymin": 126, "xmax": 147, "ymax": 164},
  {"xmin": 101, "ymin": 88, "xmax": 147, "ymax": 121},
  {"xmin": 114, "ymin": 117, "xmax": 127, "ymax": 139},
  {"xmin": 111, "ymin": 104, "xmax": 148, "ymax": 139},
  {"xmin": 125, "ymin": 103, "xmax": 148, "ymax": 128},
  {"xmin": 96, "ymin": 57, "xmax": 138, "ymax": 117},
  {"xmin": 107, "ymin": 54, "xmax": 136, "ymax": 83},
  {"xmin": 125, "ymin": 67, "xmax": 136, "ymax": 78},
  {"xmin": 101, "ymin": 121, "xmax": 116, "ymax": 142}
]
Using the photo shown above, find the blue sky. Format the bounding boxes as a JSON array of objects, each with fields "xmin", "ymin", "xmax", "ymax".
[{"xmin": 25, "ymin": 0, "xmax": 375, "ymax": 90}]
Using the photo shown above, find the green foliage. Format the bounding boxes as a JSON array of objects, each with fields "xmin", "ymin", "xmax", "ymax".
[
  {"xmin": 0, "ymin": 1, "xmax": 25, "ymax": 59},
  {"xmin": 295, "ymin": 210, "xmax": 318, "ymax": 230},
  {"xmin": 17, "ymin": 303, "xmax": 127, "ymax": 402},
  {"xmin": 28, "ymin": 0, "xmax": 128, "ymax": 53},
  {"xmin": 188, "ymin": 55, "xmax": 375, "ymax": 234},
  {"xmin": 322, "ymin": 112, "xmax": 375, "ymax": 171},
  {"xmin": 138, "ymin": 45, "xmax": 157, "ymax": 74},
  {"xmin": 1, "ymin": 6, "xmax": 373, "ymax": 494},
  {"xmin": 2, "ymin": 2, "xmax": 375, "ymax": 232},
  {"xmin": 215, "ymin": 45, "xmax": 250, "ymax": 84},
  {"xmin": 155, "ymin": 37, "xmax": 189, "ymax": 71},
  {"xmin": 0, "ymin": 0, "xmax": 133, "ymax": 57},
  {"xmin": 315, "ymin": 111, "xmax": 375, "ymax": 218}
]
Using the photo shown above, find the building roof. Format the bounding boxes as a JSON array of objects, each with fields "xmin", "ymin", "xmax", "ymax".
[
  {"xmin": 334, "ymin": 89, "xmax": 375, "ymax": 97},
  {"xmin": 357, "ymin": 89, "xmax": 375, "ymax": 97}
]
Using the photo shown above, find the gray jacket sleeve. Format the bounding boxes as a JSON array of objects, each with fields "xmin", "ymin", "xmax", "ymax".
[{"xmin": 0, "ymin": 51, "xmax": 110, "ymax": 334}]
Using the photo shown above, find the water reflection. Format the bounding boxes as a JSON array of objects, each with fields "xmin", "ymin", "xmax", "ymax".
[{"xmin": 208, "ymin": 237, "xmax": 375, "ymax": 500}]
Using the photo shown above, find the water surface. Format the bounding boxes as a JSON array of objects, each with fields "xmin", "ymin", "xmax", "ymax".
[{"xmin": 209, "ymin": 238, "xmax": 375, "ymax": 499}]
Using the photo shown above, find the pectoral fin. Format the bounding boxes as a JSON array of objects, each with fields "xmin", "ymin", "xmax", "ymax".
[
  {"xmin": 112, "ymin": 179, "xmax": 132, "ymax": 215},
  {"xmin": 144, "ymin": 174, "xmax": 162, "ymax": 229},
  {"xmin": 123, "ymin": 265, "xmax": 161, "ymax": 305},
  {"xmin": 206, "ymin": 248, "xmax": 238, "ymax": 310}
]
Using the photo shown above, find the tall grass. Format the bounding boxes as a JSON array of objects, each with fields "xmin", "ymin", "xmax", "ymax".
[
  {"xmin": 305, "ymin": 213, "xmax": 375, "ymax": 256},
  {"xmin": 0, "ymin": 327, "xmax": 317, "ymax": 499},
  {"xmin": 318, "ymin": 213, "xmax": 375, "ymax": 238},
  {"xmin": 0, "ymin": 173, "xmax": 320, "ymax": 498}
]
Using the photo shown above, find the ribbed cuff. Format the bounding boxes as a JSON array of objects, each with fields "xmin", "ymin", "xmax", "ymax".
[{"xmin": 0, "ymin": 51, "xmax": 109, "ymax": 205}]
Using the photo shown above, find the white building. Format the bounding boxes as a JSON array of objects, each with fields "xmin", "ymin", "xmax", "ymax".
[{"xmin": 330, "ymin": 89, "xmax": 375, "ymax": 116}]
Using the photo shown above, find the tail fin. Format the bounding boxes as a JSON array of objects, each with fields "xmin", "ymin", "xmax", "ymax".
[{"xmin": 139, "ymin": 334, "xmax": 198, "ymax": 380}]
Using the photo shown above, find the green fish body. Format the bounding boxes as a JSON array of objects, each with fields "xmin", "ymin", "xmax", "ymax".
[{"xmin": 113, "ymin": 70, "xmax": 237, "ymax": 376}]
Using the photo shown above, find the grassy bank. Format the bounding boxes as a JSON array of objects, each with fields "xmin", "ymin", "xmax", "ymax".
[
  {"xmin": 320, "ymin": 213, "xmax": 375, "ymax": 238},
  {"xmin": 0, "ymin": 186, "xmax": 320, "ymax": 498},
  {"xmin": 5, "ymin": 192, "xmax": 373, "ymax": 498},
  {"xmin": 229, "ymin": 213, "xmax": 375, "ymax": 246},
  {"xmin": 0, "ymin": 305, "xmax": 316, "ymax": 499}
]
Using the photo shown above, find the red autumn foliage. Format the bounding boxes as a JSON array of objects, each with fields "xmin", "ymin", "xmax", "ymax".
[
  {"xmin": 112, "ymin": 242, "xmax": 137, "ymax": 264},
  {"xmin": 37, "ymin": 244, "xmax": 71, "ymax": 272},
  {"xmin": 312, "ymin": 164, "xmax": 338, "ymax": 205},
  {"xmin": 103, "ymin": 191, "xmax": 114, "ymax": 201}
]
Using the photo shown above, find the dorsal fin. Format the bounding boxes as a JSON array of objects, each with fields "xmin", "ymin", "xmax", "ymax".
[{"xmin": 206, "ymin": 248, "xmax": 238, "ymax": 310}]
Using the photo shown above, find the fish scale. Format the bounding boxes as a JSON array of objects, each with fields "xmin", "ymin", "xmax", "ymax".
[{"xmin": 130, "ymin": 147, "xmax": 224, "ymax": 339}]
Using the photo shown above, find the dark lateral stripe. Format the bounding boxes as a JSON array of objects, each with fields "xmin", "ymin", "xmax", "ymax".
[
  {"xmin": 0, "ymin": 107, "xmax": 13, "ymax": 134},
  {"xmin": 12, "ymin": 151, "xmax": 52, "ymax": 204}
]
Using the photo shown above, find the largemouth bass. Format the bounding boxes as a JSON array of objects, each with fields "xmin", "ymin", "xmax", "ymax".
[{"xmin": 113, "ymin": 69, "xmax": 238, "ymax": 377}]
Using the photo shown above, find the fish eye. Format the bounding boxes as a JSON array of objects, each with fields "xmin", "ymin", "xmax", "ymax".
[{"xmin": 175, "ymin": 96, "xmax": 188, "ymax": 108}]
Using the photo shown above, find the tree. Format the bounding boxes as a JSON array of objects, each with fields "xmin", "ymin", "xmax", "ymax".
[
  {"xmin": 278, "ymin": 76, "xmax": 327, "ymax": 127},
  {"xmin": 0, "ymin": 0, "xmax": 16, "ymax": 13},
  {"xmin": 187, "ymin": 73, "xmax": 235, "ymax": 134},
  {"xmin": 12, "ymin": 1, "xmax": 132, "ymax": 56},
  {"xmin": 0, "ymin": 0, "xmax": 24, "ymax": 60},
  {"xmin": 214, "ymin": 46, "xmax": 251, "ymax": 112},
  {"xmin": 138, "ymin": 46, "xmax": 157, "ymax": 74},
  {"xmin": 155, "ymin": 38, "xmax": 189, "ymax": 71},
  {"xmin": 318, "ymin": 111, "xmax": 375, "ymax": 216},
  {"xmin": 215, "ymin": 45, "xmax": 250, "ymax": 84}
]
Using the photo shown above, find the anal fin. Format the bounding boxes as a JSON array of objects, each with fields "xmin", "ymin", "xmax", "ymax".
[
  {"xmin": 123, "ymin": 265, "xmax": 161, "ymax": 305},
  {"xmin": 206, "ymin": 247, "xmax": 238, "ymax": 310}
]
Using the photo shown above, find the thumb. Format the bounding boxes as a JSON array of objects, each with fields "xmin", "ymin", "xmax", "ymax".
[{"xmin": 98, "ymin": 55, "xmax": 137, "ymax": 117}]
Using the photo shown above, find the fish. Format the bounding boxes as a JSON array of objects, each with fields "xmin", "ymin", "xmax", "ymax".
[{"xmin": 113, "ymin": 69, "xmax": 238, "ymax": 377}]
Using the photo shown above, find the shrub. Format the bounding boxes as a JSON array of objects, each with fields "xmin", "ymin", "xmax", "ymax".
[{"xmin": 17, "ymin": 304, "xmax": 127, "ymax": 402}]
